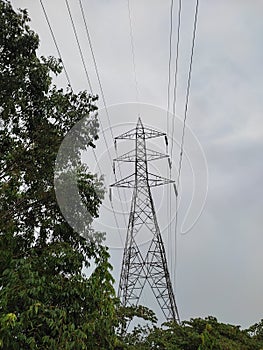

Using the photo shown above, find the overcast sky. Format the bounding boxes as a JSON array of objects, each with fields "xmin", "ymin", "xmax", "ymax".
[{"xmin": 11, "ymin": 0, "xmax": 263, "ymax": 328}]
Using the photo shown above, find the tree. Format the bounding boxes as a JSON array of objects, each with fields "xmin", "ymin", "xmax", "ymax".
[
  {"xmin": 247, "ymin": 320, "xmax": 263, "ymax": 347},
  {"xmin": 0, "ymin": 1, "xmax": 118, "ymax": 348},
  {"xmin": 119, "ymin": 317, "xmax": 263, "ymax": 350}
]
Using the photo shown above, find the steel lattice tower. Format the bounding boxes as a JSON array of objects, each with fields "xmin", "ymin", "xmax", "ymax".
[{"xmin": 111, "ymin": 118, "xmax": 180, "ymax": 323}]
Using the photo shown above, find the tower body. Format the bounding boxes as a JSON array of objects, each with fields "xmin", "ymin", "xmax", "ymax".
[{"xmin": 111, "ymin": 118, "xmax": 179, "ymax": 322}]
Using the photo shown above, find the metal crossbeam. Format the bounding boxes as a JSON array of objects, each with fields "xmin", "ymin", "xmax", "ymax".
[
  {"xmin": 111, "ymin": 118, "xmax": 180, "ymax": 325},
  {"xmin": 115, "ymin": 123, "xmax": 166, "ymax": 140},
  {"xmin": 111, "ymin": 172, "xmax": 174, "ymax": 188},
  {"xmin": 114, "ymin": 149, "xmax": 169, "ymax": 163}
]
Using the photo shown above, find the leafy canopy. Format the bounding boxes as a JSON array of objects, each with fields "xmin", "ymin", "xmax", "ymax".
[
  {"xmin": 0, "ymin": 1, "xmax": 118, "ymax": 349},
  {"xmin": 120, "ymin": 317, "xmax": 263, "ymax": 350}
]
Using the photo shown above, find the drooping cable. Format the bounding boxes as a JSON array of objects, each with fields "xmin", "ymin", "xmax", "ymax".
[
  {"xmin": 64, "ymin": 0, "xmax": 92, "ymax": 93},
  {"xmin": 166, "ymin": 0, "xmax": 182, "ymax": 291},
  {"xmin": 64, "ymin": 0, "xmax": 112, "ymax": 162},
  {"xmin": 2, "ymin": 0, "xmax": 77, "ymax": 222},
  {"xmin": 78, "ymin": 0, "xmax": 128, "ymax": 229},
  {"xmin": 78, "ymin": 0, "xmax": 115, "ymax": 142},
  {"xmin": 177, "ymin": 0, "xmax": 199, "ymax": 190},
  {"xmin": 171, "ymin": 0, "xmax": 182, "ymax": 159},
  {"xmin": 39, "ymin": 0, "xmax": 71, "ymax": 88},
  {"xmin": 39, "ymin": 0, "xmax": 124, "ymax": 241},
  {"xmin": 166, "ymin": 0, "xmax": 174, "ymax": 135},
  {"xmin": 93, "ymin": 151, "xmax": 124, "ymax": 247},
  {"xmin": 127, "ymin": 0, "xmax": 140, "ymax": 104},
  {"xmin": 166, "ymin": 0, "xmax": 175, "ymax": 284},
  {"xmin": 173, "ymin": 0, "xmax": 200, "ymax": 288},
  {"xmin": 65, "ymin": 0, "xmax": 127, "ymax": 231}
]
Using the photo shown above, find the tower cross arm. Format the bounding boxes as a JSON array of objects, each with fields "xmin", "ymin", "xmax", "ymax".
[
  {"xmin": 114, "ymin": 149, "xmax": 169, "ymax": 163},
  {"xmin": 147, "ymin": 173, "xmax": 175, "ymax": 187},
  {"xmin": 114, "ymin": 118, "xmax": 166, "ymax": 141},
  {"xmin": 115, "ymin": 128, "xmax": 137, "ymax": 140},
  {"xmin": 110, "ymin": 173, "xmax": 175, "ymax": 188},
  {"xmin": 110, "ymin": 173, "xmax": 135, "ymax": 188},
  {"xmin": 146, "ymin": 149, "xmax": 169, "ymax": 161},
  {"xmin": 143, "ymin": 127, "xmax": 166, "ymax": 139},
  {"xmin": 114, "ymin": 149, "xmax": 136, "ymax": 162}
]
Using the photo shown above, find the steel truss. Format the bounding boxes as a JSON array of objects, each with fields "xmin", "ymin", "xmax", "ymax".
[{"xmin": 111, "ymin": 118, "xmax": 180, "ymax": 323}]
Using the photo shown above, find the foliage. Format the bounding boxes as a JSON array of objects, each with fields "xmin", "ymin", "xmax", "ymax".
[
  {"xmin": 247, "ymin": 320, "xmax": 263, "ymax": 345},
  {"xmin": 118, "ymin": 316, "xmax": 263, "ymax": 350},
  {"xmin": 0, "ymin": 0, "xmax": 118, "ymax": 348},
  {"xmin": 116, "ymin": 305, "xmax": 157, "ymax": 333}
]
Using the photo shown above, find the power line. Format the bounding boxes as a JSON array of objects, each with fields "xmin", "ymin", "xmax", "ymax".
[
  {"xmin": 93, "ymin": 150, "xmax": 124, "ymax": 247},
  {"xmin": 171, "ymin": 0, "xmax": 182, "ymax": 291},
  {"xmin": 78, "ymin": 0, "xmax": 128, "ymax": 228},
  {"xmin": 166, "ymin": 0, "xmax": 174, "ymax": 136},
  {"xmin": 39, "ymin": 0, "xmax": 124, "ymax": 240},
  {"xmin": 63, "ymin": 1, "xmax": 111, "ymax": 165},
  {"xmin": 170, "ymin": 0, "xmax": 182, "ymax": 159},
  {"xmin": 64, "ymin": 0, "xmax": 128, "ymax": 230},
  {"xmin": 39, "ymin": 0, "xmax": 71, "ymax": 88},
  {"xmin": 173, "ymin": 0, "xmax": 199, "ymax": 287},
  {"xmin": 177, "ymin": 0, "xmax": 199, "ymax": 189},
  {"xmin": 166, "ymin": 0, "xmax": 174, "ymax": 282},
  {"xmin": 78, "ymin": 0, "xmax": 115, "ymax": 142},
  {"xmin": 64, "ymin": 0, "xmax": 92, "ymax": 93},
  {"xmin": 127, "ymin": 0, "xmax": 140, "ymax": 104},
  {"xmin": 166, "ymin": 0, "xmax": 182, "ymax": 289}
]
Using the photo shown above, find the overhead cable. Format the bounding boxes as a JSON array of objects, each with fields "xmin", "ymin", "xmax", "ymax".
[
  {"xmin": 177, "ymin": 0, "xmax": 199, "ymax": 189},
  {"xmin": 39, "ymin": 0, "xmax": 124, "ymax": 239},
  {"xmin": 64, "ymin": 0, "xmax": 93, "ymax": 93},
  {"xmin": 127, "ymin": 0, "xmax": 140, "ymax": 103},
  {"xmin": 170, "ymin": 0, "xmax": 182, "ymax": 160},
  {"xmin": 78, "ymin": 0, "xmax": 128, "ymax": 226},
  {"xmin": 173, "ymin": 0, "xmax": 199, "ymax": 288},
  {"xmin": 39, "ymin": 0, "xmax": 72, "ymax": 88}
]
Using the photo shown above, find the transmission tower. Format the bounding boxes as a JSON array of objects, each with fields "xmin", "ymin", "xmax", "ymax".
[{"xmin": 110, "ymin": 117, "xmax": 180, "ymax": 323}]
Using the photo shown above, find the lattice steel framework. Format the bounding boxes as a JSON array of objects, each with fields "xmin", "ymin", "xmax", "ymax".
[{"xmin": 111, "ymin": 118, "xmax": 180, "ymax": 322}]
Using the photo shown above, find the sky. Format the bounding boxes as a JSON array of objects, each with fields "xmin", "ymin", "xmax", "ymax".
[{"xmin": 11, "ymin": 0, "xmax": 263, "ymax": 328}]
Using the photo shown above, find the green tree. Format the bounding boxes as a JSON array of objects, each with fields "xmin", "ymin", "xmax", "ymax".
[
  {"xmin": 0, "ymin": 1, "xmax": 118, "ymax": 348},
  {"xmin": 247, "ymin": 320, "xmax": 263, "ymax": 348},
  {"xmin": 119, "ymin": 317, "xmax": 263, "ymax": 350}
]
